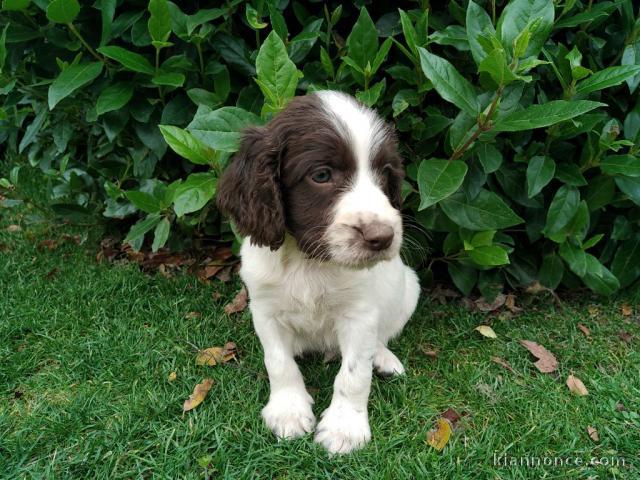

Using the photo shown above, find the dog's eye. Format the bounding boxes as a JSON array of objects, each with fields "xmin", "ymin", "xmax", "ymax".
[{"xmin": 310, "ymin": 168, "xmax": 332, "ymax": 184}]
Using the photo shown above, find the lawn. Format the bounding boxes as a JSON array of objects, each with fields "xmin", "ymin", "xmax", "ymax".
[{"xmin": 1, "ymin": 211, "xmax": 639, "ymax": 479}]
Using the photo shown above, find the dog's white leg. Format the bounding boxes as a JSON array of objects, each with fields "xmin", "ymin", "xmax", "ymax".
[
  {"xmin": 373, "ymin": 344, "xmax": 405, "ymax": 376},
  {"xmin": 314, "ymin": 309, "xmax": 377, "ymax": 454},
  {"xmin": 253, "ymin": 311, "xmax": 315, "ymax": 439}
]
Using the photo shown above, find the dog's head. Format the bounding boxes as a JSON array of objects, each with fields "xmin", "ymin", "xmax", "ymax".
[{"xmin": 216, "ymin": 91, "xmax": 404, "ymax": 268}]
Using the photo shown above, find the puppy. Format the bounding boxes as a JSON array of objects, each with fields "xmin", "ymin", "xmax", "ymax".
[{"xmin": 216, "ymin": 91, "xmax": 420, "ymax": 454}]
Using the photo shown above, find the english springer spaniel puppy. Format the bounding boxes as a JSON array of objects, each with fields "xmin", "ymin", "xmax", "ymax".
[{"xmin": 216, "ymin": 90, "xmax": 420, "ymax": 454}]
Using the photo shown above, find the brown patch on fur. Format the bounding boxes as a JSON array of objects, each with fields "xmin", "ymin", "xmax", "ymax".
[{"xmin": 216, "ymin": 94, "xmax": 404, "ymax": 256}]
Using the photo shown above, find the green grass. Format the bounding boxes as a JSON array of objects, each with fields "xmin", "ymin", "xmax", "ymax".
[{"xmin": 1, "ymin": 213, "xmax": 639, "ymax": 479}]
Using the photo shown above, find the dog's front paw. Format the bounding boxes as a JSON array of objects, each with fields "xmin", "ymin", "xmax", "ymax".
[
  {"xmin": 314, "ymin": 404, "xmax": 371, "ymax": 454},
  {"xmin": 262, "ymin": 391, "xmax": 315, "ymax": 439},
  {"xmin": 373, "ymin": 346, "xmax": 405, "ymax": 377}
]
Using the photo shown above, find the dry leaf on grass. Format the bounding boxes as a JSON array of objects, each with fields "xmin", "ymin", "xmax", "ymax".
[
  {"xmin": 491, "ymin": 356, "xmax": 515, "ymax": 374},
  {"xmin": 587, "ymin": 426, "xmax": 599, "ymax": 442},
  {"xmin": 504, "ymin": 294, "xmax": 522, "ymax": 313},
  {"xmin": 421, "ymin": 346, "xmax": 438, "ymax": 359},
  {"xmin": 426, "ymin": 408, "xmax": 461, "ymax": 451},
  {"xmin": 618, "ymin": 330, "xmax": 633, "ymax": 343},
  {"xmin": 196, "ymin": 342, "xmax": 238, "ymax": 366},
  {"xmin": 519, "ymin": 340, "xmax": 558, "ymax": 373},
  {"xmin": 6, "ymin": 224, "xmax": 21, "ymax": 233},
  {"xmin": 475, "ymin": 294, "xmax": 506, "ymax": 312},
  {"xmin": 37, "ymin": 239, "xmax": 58, "ymax": 251},
  {"xmin": 566, "ymin": 374, "xmax": 589, "ymax": 396},
  {"xmin": 426, "ymin": 418, "xmax": 453, "ymax": 451},
  {"xmin": 621, "ymin": 304, "xmax": 632, "ymax": 316},
  {"xmin": 43, "ymin": 268, "xmax": 60, "ymax": 280},
  {"xmin": 475, "ymin": 325, "xmax": 497, "ymax": 338},
  {"xmin": 183, "ymin": 378, "xmax": 214, "ymax": 412},
  {"xmin": 168, "ymin": 371, "xmax": 177, "ymax": 382},
  {"xmin": 588, "ymin": 305, "xmax": 599, "ymax": 317},
  {"xmin": 184, "ymin": 311, "xmax": 202, "ymax": 319},
  {"xmin": 224, "ymin": 287, "xmax": 248, "ymax": 314},
  {"xmin": 577, "ymin": 323, "xmax": 591, "ymax": 337}
]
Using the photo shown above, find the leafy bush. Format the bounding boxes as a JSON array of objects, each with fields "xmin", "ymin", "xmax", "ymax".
[{"xmin": 1, "ymin": 0, "xmax": 640, "ymax": 297}]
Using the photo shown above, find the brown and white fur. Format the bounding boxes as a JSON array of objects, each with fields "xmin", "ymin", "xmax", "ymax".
[{"xmin": 216, "ymin": 90, "xmax": 420, "ymax": 454}]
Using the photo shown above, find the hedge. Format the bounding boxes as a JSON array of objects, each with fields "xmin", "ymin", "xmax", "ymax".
[{"xmin": 1, "ymin": 0, "xmax": 640, "ymax": 297}]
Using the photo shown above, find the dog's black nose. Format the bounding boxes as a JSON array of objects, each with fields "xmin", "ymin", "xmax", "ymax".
[{"xmin": 358, "ymin": 222, "xmax": 394, "ymax": 251}]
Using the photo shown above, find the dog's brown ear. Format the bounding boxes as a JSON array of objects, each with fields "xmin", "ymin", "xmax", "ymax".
[{"xmin": 216, "ymin": 127, "xmax": 286, "ymax": 250}]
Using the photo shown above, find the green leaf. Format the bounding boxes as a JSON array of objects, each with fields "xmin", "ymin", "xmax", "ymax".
[
  {"xmin": 448, "ymin": 262, "xmax": 478, "ymax": 296},
  {"xmin": 2, "ymin": 0, "xmax": 30, "ymax": 11},
  {"xmin": 46, "ymin": 0, "xmax": 80, "ymax": 24},
  {"xmin": 173, "ymin": 172, "xmax": 217, "ymax": 217},
  {"xmin": 476, "ymin": 143, "xmax": 503, "ymax": 173},
  {"xmin": 187, "ymin": 106, "xmax": 260, "ymax": 152},
  {"xmin": 152, "ymin": 218, "xmax": 171, "ymax": 252},
  {"xmin": 526, "ymin": 155, "xmax": 556, "ymax": 198},
  {"xmin": 148, "ymin": 0, "xmax": 171, "ymax": 43},
  {"xmin": 417, "ymin": 159, "xmax": 468, "ymax": 210},
  {"xmin": 575, "ymin": 65, "xmax": 640, "ymax": 95},
  {"xmin": 289, "ymin": 18, "xmax": 323, "ymax": 64},
  {"xmin": 440, "ymin": 190, "xmax": 524, "ymax": 230},
  {"xmin": 96, "ymin": 82, "xmax": 134, "ymax": 116},
  {"xmin": 152, "ymin": 72, "xmax": 185, "ymax": 87},
  {"xmin": 124, "ymin": 214, "xmax": 161, "ymax": 245},
  {"xmin": 99, "ymin": 0, "xmax": 115, "ymax": 46},
  {"xmin": 398, "ymin": 9, "xmax": 418, "ymax": 59},
  {"xmin": 125, "ymin": 191, "xmax": 164, "ymax": 214},
  {"xmin": 418, "ymin": 48, "xmax": 479, "ymax": 117},
  {"xmin": 538, "ymin": 253, "xmax": 564, "ymax": 289},
  {"xmin": 371, "ymin": 37, "xmax": 393, "ymax": 75},
  {"xmin": 356, "ymin": 79, "xmax": 386, "ymax": 107},
  {"xmin": 319, "ymin": 46, "xmax": 334, "ymax": 78},
  {"xmin": 493, "ymin": 100, "xmax": 605, "ymax": 131},
  {"xmin": 48, "ymin": 62, "xmax": 103, "ymax": 110},
  {"xmin": 346, "ymin": 7, "xmax": 378, "ymax": 70},
  {"xmin": 611, "ymin": 234, "xmax": 640, "ymax": 288},
  {"xmin": 469, "ymin": 245, "xmax": 510, "ymax": 266},
  {"xmin": 159, "ymin": 125, "xmax": 215, "ymax": 166},
  {"xmin": 18, "ymin": 106, "xmax": 47, "ymax": 153},
  {"xmin": 497, "ymin": 0, "xmax": 554, "ymax": 58},
  {"xmin": 245, "ymin": 4, "xmax": 267, "ymax": 30},
  {"xmin": 555, "ymin": 163, "xmax": 587, "ymax": 186},
  {"xmin": 559, "ymin": 241, "xmax": 586, "ymax": 277},
  {"xmin": 466, "ymin": 1, "xmax": 495, "ymax": 65},
  {"xmin": 582, "ymin": 253, "xmax": 619, "ymax": 295},
  {"xmin": 98, "ymin": 46, "xmax": 155, "ymax": 75},
  {"xmin": 615, "ymin": 176, "xmax": 640, "ymax": 206},
  {"xmin": 255, "ymin": 31, "xmax": 300, "ymax": 113},
  {"xmin": 600, "ymin": 154, "xmax": 640, "ymax": 177},
  {"xmin": 545, "ymin": 185, "xmax": 580, "ymax": 236},
  {"xmin": 0, "ymin": 24, "xmax": 7, "ymax": 75},
  {"xmin": 621, "ymin": 41, "xmax": 640, "ymax": 94},
  {"xmin": 478, "ymin": 48, "xmax": 518, "ymax": 86}
]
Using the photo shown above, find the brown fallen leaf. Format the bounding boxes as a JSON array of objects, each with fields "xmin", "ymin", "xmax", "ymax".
[
  {"xmin": 577, "ymin": 323, "xmax": 591, "ymax": 337},
  {"xmin": 587, "ymin": 425, "xmax": 599, "ymax": 442},
  {"xmin": 183, "ymin": 378, "xmax": 214, "ymax": 412},
  {"xmin": 43, "ymin": 267, "xmax": 60, "ymax": 280},
  {"xmin": 566, "ymin": 374, "xmax": 589, "ymax": 396},
  {"xmin": 615, "ymin": 402, "xmax": 625, "ymax": 412},
  {"xmin": 621, "ymin": 304, "xmax": 632, "ymax": 317},
  {"xmin": 588, "ymin": 305, "xmax": 599, "ymax": 317},
  {"xmin": 475, "ymin": 325, "xmax": 497, "ymax": 338},
  {"xmin": 196, "ymin": 342, "xmax": 238, "ymax": 366},
  {"xmin": 421, "ymin": 346, "xmax": 438, "ymax": 359},
  {"xmin": 224, "ymin": 286, "xmax": 248, "ymax": 314},
  {"xmin": 184, "ymin": 311, "xmax": 202, "ymax": 319},
  {"xmin": 37, "ymin": 239, "xmax": 58, "ymax": 251},
  {"xmin": 491, "ymin": 356, "xmax": 515, "ymax": 374},
  {"xmin": 168, "ymin": 371, "xmax": 177, "ymax": 382},
  {"xmin": 441, "ymin": 408, "xmax": 461, "ymax": 428},
  {"xmin": 519, "ymin": 340, "xmax": 558, "ymax": 373},
  {"xmin": 618, "ymin": 330, "xmax": 632, "ymax": 343},
  {"xmin": 475, "ymin": 294, "xmax": 506, "ymax": 312},
  {"xmin": 504, "ymin": 294, "xmax": 523, "ymax": 313},
  {"xmin": 426, "ymin": 417, "xmax": 452, "ymax": 451},
  {"xmin": 6, "ymin": 224, "xmax": 21, "ymax": 233}
]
